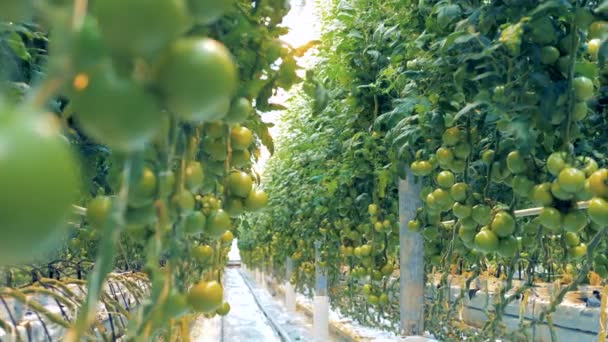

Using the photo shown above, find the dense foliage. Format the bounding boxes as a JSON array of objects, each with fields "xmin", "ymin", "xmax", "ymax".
[
  {"xmin": 240, "ymin": 0, "xmax": 608, "ymax": 340},
  {"xmin": 0, "ymin": 0, "xmax": 302, "ymax": 340}
]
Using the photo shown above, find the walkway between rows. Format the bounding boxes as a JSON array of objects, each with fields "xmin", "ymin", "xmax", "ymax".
[{"xmin": 191, "ymin": 267, "xmax": 315, "ymax": 341}]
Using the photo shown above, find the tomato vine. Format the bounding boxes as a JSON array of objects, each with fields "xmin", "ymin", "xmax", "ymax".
[{"xmin": 241, "ymin": 0, "xmax": 608, "ymax": 340}]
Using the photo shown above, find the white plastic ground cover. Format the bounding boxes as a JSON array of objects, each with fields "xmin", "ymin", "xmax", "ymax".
[
  {"xmin": 428, "ymin": 279, "xmax": 605, "ymax": 341},
  {"xmin": 246, "ymin": 268, "xmax": 409, "ymax": 342},
  {"xmin": 0, "ymin": 273, "xmax": 148, "ymax": 341}
]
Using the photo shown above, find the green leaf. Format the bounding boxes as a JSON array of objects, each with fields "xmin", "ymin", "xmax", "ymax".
[
  {"xmin": 574, "ymin": 61, "xmax": 598, "ymax": 79},
  {"xmin": 596, "ymin": 0, "xmax": 608, "ymax": 14},
  {"xmin": 257, "ymin": 122, "xmax": 275, "ymax": 155},
  {"xmin": 454, "ymin": 101, "xmax": 486, "ymax": 122},
  {"xmin": 436, "ymin": 4, "xmax": 461, "ymax": 28},
  {"xmin": 529, "ymin": 0, "xmax": 571, "ymax": 16},
  {"xmin": 6, "ymin": 31, "xmax": 30, "ymax": 60}
]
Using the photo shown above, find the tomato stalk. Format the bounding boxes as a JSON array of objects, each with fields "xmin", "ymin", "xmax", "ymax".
[
  {"xmin": 562, "ymin": 11, "xmax": 579, "ymax": 150},
  {"xmin": 66, "ymin": 155, "xmax": 134, "ymax": 342}
]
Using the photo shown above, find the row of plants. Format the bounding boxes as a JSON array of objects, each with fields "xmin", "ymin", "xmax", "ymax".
[
  {"xmin": 0, "ymin": 0, "xmax": 302, "ymax": 340},
  {"xmin": 239, "ymin": 0, "xmax": 608, "ymax": 340}
]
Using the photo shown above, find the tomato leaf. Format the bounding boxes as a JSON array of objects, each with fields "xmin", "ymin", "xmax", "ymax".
[
  {"xmin": 436, "ymin": 4, "xmax": 462, "ymax": 29},
  {"xmin": 595, "ymin": 0, "xmax": 608, "ymax": 14},
  {"xmin": 454, "ymin": 101, "xmax": 486, "ymax": 122},
  {"xmin": 5, "ymin": 31, "xmax": 30, "ymax": 61}
]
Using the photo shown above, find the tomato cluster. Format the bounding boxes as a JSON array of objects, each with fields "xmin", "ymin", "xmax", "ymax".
[{"xmin": 0, "ymin": 0, "xmax": 296, "ymax": 338}]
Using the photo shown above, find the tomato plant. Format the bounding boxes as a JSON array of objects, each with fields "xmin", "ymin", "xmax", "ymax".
[
  {"xmin": 0, "ymin": 0, "xmax": 299, "ymax": 339},
  {"xmin": 238, "ymin": 0, "xmax": 608, "ymax": 339}
]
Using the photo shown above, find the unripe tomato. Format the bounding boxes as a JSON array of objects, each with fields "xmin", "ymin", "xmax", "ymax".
[
  {"xmin": 129, "ymin": 167, "xmax": 158, "ymax": 208},
  {"xmin": 449, "ymin": 182, "xmax": 469, "ymax": 202},
  {"xmin": 244, "ymin": 190, "xmax": 268, "ymax": 211},
  {"xmin": 188, "ymin": 281, "xmax": 224, "ymax": 313},
  {"xmin": 227, "ymin": 171, "xmax": 253, "ymax": 198},
  {"xmin": 368, "ymin": 204, "xmax": 378, "ymax": 216},
  {"xmin": 407, "ymin": 219, "xmax": 421, "ymax": 231},
  {"xmin": 472, "ymin": 204, "xmax": 492, "ymax": 226},
  {"xmin": 411, "ymin": 160, "xmax": 433, "ymax": 176},
  {"xmin": 573, "ymin": 102, "xmax": 588, "ymax": 121},
  {"xmin": 563, "ymin": 211, "xmax": 587, "ymax": 233},
  {"xmin": 432, "ymin": 188, "xmax": 452, "ymax": 207},
  {"xmin": 172, "ymin": 191, "xmax": 196, "ymax": 214},
  {"xmin": 381, "ymin": 264, "xmax": 394, "ymax": 276},
  {"xmin": 205, "ymin": 209, "xmax": 231, "ymax": 238},
  {"xmin": 232, "ymin": 149, "xmax": 252, "ymax": 168},
  {"xmin": 588, "ymin": 197, "xmax": 608, "ymax": 225},
  {"xmin": 546, "ymin": 152, "xmax": 566, "ymax": 176},
  {"xmin": 587, "ymin": 38, "xmax": 601, "ymax": 60},
  {"xmin": 578, "ymin": 156, "xmax": 598, "ymax": 177},
  {"xmin": 442, "ymin": 127, "xmax": 461, "ymax": 146},
  {"xmin": 538, "ymin": 207, "xmax": 562, "ymax": 232},
  {"xmin": 221, "ymin": 230, "xmax": 234, "ymax": 244},
  {"xmin": 185, "ymin": 161, "xmax": 205, "ymax": 192},
  {"xmin": 87, "ymin": 196, "xmax": 113, "ymax": 230},
  {"xmin": 225, "ymin": 98, "xmax": 252, "ymax": 124},
  {"xmin": 216, "ymin": 302, "xmax": 231, "ymax": 316},
  {"xmin": 453, "ymin": 202, "xmax": 472, "ymax": 219},
  {"xmin": 184, "ymin": 211, "xmax": 206, "ymax": 234},
  {"xmin": 436, "ymin": 171, "xmax": 455, "ymax": 189},
  {"xmin": 506, "ymin": 151, "xmax": 526, "ymax": 174},
  {"xmin": 157, "ymin": 38, "xmax": 237, "ymax": 122},
  {"xmin": 231, "ymin": 126, "xmax": 254, "ymax": 150},
  {"xmin": 551, "ymin": 180, "xmax": 574, "ymax": 201},
  {"xmin": 564, "ymin": 232, "xmax": 580, "ymax": 247},
  {"xmin": 589, "ymin": 169, "xmax": 608, "ymax": 197},
  {"xmin": 94, "ymin": 0, "xmax": 189, "ymax": 57},
  {"xmin": 474, "ymin": 229, "xmax": 499, "ymax": 253},
  {"xmin": 481, "ymin": 150, "xmax": 495, "ymax": 165},
  {"xmin": 490, "ymin": 211, "xmax": 515, "ymax": 238},
  {"xmin": 192, "ymin": 245, "xmax": 214, "ymax": 263},
  {"xmin": 569, "ymin": 243, "xmax": 587, "ymax": 259},
  {"xmin": 557, "ymin": 167, "xmax": 586, "ymax": 193},
  {"xmin": 458, "ymin": 226, "xmax": 476, "ymax": 242},
  {"xmin": 573, "ymin": 76, "xmax": 594, "ymax": 101},
  {"xmin": 588, "ymin": 21, "xmax": 608, "ymax": 40},
  {"xmin": 436, "ymin": 147, "xmax": 454, "ymax": 164},
  {"xmin": 540, "ymin": 46, "xmax": 560, "ymax": 65},
  {"xmin": 71, "ymin": 66, "xmax": 165, "ymax": 151},
  {"xmin": 0, "ymin": 113, "xmax": 80, "ymax": 266}
]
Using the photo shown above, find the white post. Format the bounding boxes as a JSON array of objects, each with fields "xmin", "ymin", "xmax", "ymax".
[
  {"xmin": 313, "ymin": 241, "xmax": 329, "ymax": 341},
  {"xmin": 399, "ymin": 169, "xmax": 424, "ymax": 336},
  {"xmin": 285, "ymin": 257, "xmax": 296, "ymax": 312}
]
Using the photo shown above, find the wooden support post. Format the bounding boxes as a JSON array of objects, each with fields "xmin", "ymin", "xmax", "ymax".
[{"xmin": 399, "ymin": 169, "xmax": 424, "ymax": 336}]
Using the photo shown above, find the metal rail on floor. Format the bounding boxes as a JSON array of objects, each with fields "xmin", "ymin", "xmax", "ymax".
[{"xmin": 236, "ymin": 269, "xmax": 295, "ymax": 342}]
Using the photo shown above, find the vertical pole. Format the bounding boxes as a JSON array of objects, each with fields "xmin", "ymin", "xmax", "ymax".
[
  {"xmin": 399, "ymin": 168, "xmax": 424, "ymax": 336},
  {"xmin": 313, "ymin": 241, "xmax": 329, "ymax": 341},
  {"xmin": 285, "ymin": 257, "xmax": 296, "ymax": 312}
]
